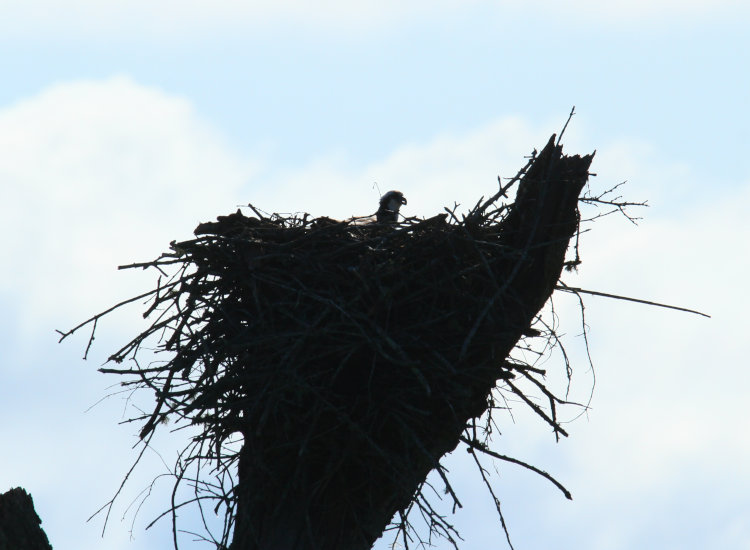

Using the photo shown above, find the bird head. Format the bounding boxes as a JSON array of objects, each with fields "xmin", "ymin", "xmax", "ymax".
[{"xmin": 379, "ymin": 190, "xmax": 407, "ymax": 214}]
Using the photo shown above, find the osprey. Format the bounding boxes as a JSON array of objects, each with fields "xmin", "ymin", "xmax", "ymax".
[
  {"xmin": 375, "ymin": 190, "xmax": 407, "ymax": 224},
  {"xmin": 324, "ymin": 190, "xmax": 407, "ymax": 227}
]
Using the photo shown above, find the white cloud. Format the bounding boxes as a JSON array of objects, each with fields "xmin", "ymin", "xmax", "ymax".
[
  {"xmin": 0, "ymin": 76, "xmax": 256, "ymax": 339},
  {"xmin": 498, "ymin": 179, "xmax": 750, "ymax": 548}
]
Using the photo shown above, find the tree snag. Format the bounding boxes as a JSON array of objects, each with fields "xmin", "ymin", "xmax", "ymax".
[
  {"xmin": 60, "ymin": 133, "xmax": 602, "ymax": 550},
  {"xmin": 0, "ymin": 488, "xmax": 53, "ymax": 550}
]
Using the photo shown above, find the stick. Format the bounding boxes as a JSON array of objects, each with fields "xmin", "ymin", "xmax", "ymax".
[{"xmin": 556, "ymin": 285, "xmax": 710, "ymax": 318}]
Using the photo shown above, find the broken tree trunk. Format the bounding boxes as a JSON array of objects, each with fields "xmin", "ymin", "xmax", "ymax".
[
  {"xmin": 0, "ymin": 488, "xmax": 53, "ymax": 550},
  {"xmin": 228, "ymin": 135, "xmax": 593, "ymax": 550}
]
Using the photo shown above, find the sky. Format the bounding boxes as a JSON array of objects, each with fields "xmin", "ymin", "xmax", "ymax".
[{"xmin": 1, "ymin": 2, "xmax": 748, "ymax": 549}]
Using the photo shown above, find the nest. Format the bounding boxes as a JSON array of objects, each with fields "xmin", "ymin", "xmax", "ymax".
[{"xmin": 62, "ymin": 134, "xmax": 597, "ymax": 550}]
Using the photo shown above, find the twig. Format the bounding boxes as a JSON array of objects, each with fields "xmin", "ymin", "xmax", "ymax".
[
  {"xmin": 556, "ymin": 284, "xmax": 710, "ymax": 318},
  {"xmin": 460, "ymin": 436, "xmax": 572, "ymax": 500},
  {"xmin": 556, "ymin": 106, "xmax": 575, "ymax": 146}
]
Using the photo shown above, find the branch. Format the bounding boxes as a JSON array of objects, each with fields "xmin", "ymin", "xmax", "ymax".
[
  {"xmin": 556, "ymin": 284, "xmax": 710, "ymax": 318},
  {"xmin": 459, "ymin": 437, "xmax": 572, "ymax": 500}
]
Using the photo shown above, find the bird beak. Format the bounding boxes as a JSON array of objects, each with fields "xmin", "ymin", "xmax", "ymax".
[{"xmin": 401, "ymin": 196, "xmax": 408, "ymax": 205}]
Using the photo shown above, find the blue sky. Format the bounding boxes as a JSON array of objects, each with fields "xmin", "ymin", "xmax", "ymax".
[{"xmin": 1, "ymin": 2, "xmax": 748, "ymax": 550}]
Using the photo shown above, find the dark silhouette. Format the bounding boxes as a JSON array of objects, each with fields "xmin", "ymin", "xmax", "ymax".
[
  {"xmin": 61, "ymin": 127, "xmax": 662, "ymax": 550},
  {"xmin": 0, "ymin": 488, "xmax": 53, "ymax": 550}
]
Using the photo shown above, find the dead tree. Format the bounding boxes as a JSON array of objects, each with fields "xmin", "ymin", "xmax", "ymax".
[
  {"xmin": 0, "ymin": 488, "xmax": 53, "ymax": 550},
  {"xmin": 226, "ymin": 135, "xmax": 592, "ymax": 550},
  {"xmin": 60, "ymin": 132, "xmax": 619, "ymax": 550}
]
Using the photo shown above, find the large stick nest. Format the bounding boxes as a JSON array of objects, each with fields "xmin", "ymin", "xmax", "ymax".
[{"xmin": 63, "ymin": 134, "xmax": 599, "ymax": 550}]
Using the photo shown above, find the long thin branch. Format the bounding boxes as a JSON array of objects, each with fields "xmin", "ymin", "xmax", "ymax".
[
  {"xmin": 459, "ymin": 436, "xmax": 572, "ymax": 500},
  {"xmin": 556, "ymin": 106, "xmax": 575, "ymax": 147},
  {"xmin": 556, "ymin": 284, "xmax": 710, "ymax": 318}
]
